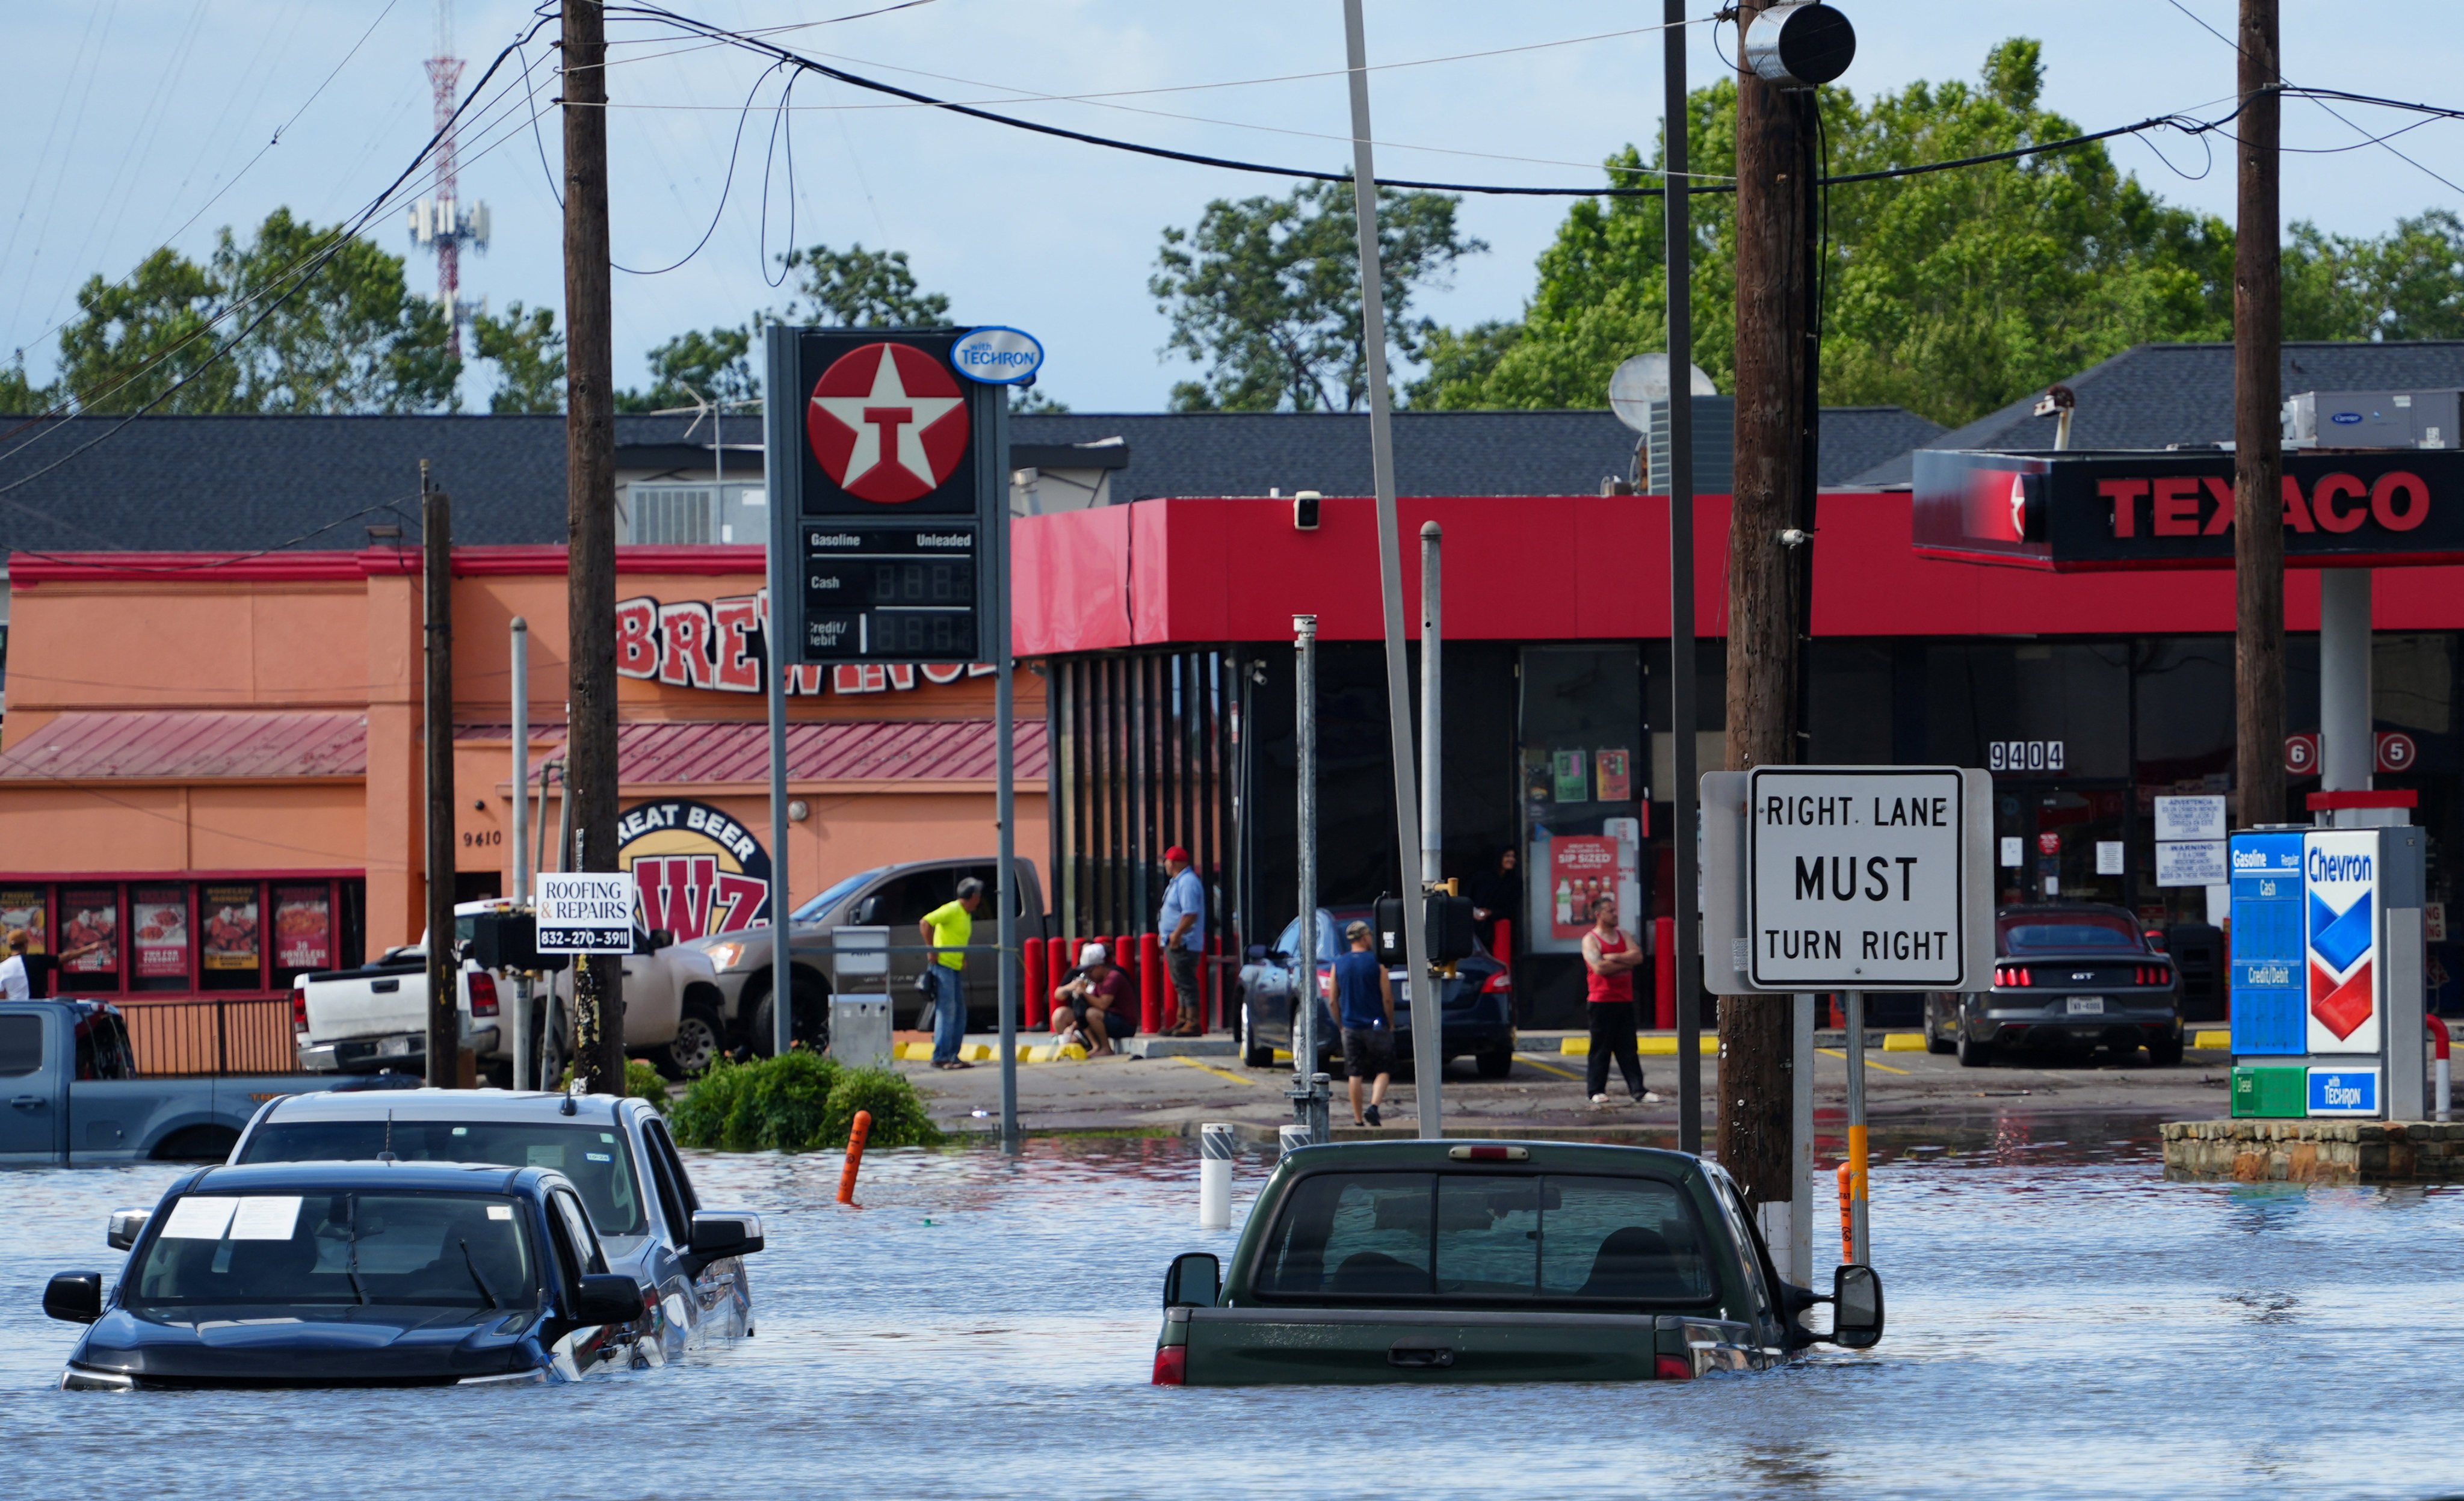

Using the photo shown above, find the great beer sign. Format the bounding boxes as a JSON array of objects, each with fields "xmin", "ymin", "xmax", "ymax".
[{"xmin": 1911, "ymin": 448, "xmax": 2464, "ymax": 571}]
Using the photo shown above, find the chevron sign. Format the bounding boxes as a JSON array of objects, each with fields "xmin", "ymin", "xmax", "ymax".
[{"xmin": 2305, "ymin": 831, "xmax": 2383, "ymax": 1055}]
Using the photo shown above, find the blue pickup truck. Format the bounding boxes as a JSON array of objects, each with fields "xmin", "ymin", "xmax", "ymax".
[{"xmin": 2, "ymin": 1000, "xmax": 336, "ymax": 1167}]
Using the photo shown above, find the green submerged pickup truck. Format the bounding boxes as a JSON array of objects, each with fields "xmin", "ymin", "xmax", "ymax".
[{"xmin": 1152, "ymin": 1139, "xmax": 1882, "ymax": 1385}]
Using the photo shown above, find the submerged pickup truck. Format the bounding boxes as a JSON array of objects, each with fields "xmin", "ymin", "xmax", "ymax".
[
  {"xmin": 1152, "ymin": 1139, "xmax": 1882, "ymax": 1385},
  {"xmin": 1, "ymin": 999, "xmax": 336, "ymax": 1167}
]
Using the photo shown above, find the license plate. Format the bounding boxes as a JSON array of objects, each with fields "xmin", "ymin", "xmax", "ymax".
[
  {"xmin": 2066, "ymin": 996, "xmax": 2105, "ymax": 1016},
  {"xmin": 379, "ymin": 1035, "xmax": 414, "ymax": 1056}
]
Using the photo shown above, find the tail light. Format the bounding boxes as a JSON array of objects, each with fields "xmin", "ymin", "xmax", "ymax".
[
  {"xmin": 468, "ymin": 972, "xmax": 500, "ymax": 1019},
  {"xmin": 1317, "ymin": 967, "xmax": 1333, "ymax": 1000},
  {"xmin": 1151, "ymin": 1346, "xmax": 1187, "ymax": 1385},
  {"xmin": 291, "ymin": 985, "xmax": 308, "ymax": 1037},
  {"xmin": 1481, "ymin": 968, "xmax": 1513, "ymax": 994},
  {"xmin": 1993, "ymin": 966, "xmax": 2033, "ymax": 988},
  {"xmin": 2134, "ymin": 964, "xmax": 2171, "ymax": 987},
  {"xmin": 1654, "ymin": 1354, "xmax": 1695, "ymax": 1381}
]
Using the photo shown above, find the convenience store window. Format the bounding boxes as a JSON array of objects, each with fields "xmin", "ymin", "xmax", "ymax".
[{"xmin": 0, "ymin": 878, "xmax": 363, "ymax": 996}]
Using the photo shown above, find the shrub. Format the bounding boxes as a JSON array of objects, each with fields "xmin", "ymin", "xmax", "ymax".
[
  {"xmin": 668, "ymin": 1052, "xmax": 940, "ymax": 1151},
  {"xmin": 823, "ymin": 1064, "xmax": 943, "ymax": 1149}
]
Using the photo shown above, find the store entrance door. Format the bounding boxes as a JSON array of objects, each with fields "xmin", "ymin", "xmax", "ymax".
[{"xmin": 1994, "ymin": 783, "xmax": 2132, "ymax": 910}]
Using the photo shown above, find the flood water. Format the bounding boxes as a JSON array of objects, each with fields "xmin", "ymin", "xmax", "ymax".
[{"xmin": 7, "ymin": 1118, "xmax": 2463, "ymax": 1500}]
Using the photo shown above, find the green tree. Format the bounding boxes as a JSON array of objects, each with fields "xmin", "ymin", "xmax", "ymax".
[
  {"xmin": 471, "ymin": 300, "xmax": 565, "ymax": 413},
  {"xmin": 780, "ymin": 242, "xmax": 951, "ymax": 327},
  {"xmin": 619, "ymin": 324, "xmax": 753, "ymax": 413},
  {"xmin": 54, "ymin": 208, "xmax": 456, "ymax": 415},
  {"xmin": 1413, "ymin": 40, "xmax": 2237, "ymax": 427},
  {"xmin": 1152, "ymin": 180, "xmax": 1485, "ymax": 412},
  {"xmin": 0, "ymin": 350, "xmax": 60, "ymax": 413},
  {"xmin": 2285, "ymin": 210, "xmax": 2464, "ymax": 341}
]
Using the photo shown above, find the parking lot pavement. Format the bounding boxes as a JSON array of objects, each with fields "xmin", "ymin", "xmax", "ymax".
[{"xmin": 901, "ymin": 1032, "xmax": 2241, "ymax": 1139}]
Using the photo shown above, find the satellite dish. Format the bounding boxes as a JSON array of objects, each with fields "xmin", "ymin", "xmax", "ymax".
[{"xmin": 1609, "ymin": 354, "xmax": 1718, "ymax": 434}]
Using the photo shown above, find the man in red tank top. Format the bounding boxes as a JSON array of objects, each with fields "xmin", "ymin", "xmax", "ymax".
[{"xmin": 1580, "ymin": 896, "xmax": 1652, "ymax": 1105}]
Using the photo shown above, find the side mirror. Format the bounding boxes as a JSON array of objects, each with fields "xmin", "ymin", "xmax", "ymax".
[
  {"xmin": 1829, "ymin": 1263, "xmax": 1885, "ymax": 1349},
  {"xmin": 1163, "ymin": 1251, "xmax": 1221, "ymax": 1309},
  {"xmin": 575, "ymin": 1272, "xmax": 647, "ymax": 1326},
  {"xmin": 1245, "ymin": 945, "xmax": 1268, "ymax": 962},
  {"xmin": 106, "ymin": 1209, "xmax": 149, "ymax": 1251},
  {"xmin": 851, "ymin": 898, "xmax": 877, "ymax": 925},
  {"xmin": 687, "ymin": 1210, "xmax": 765, "ymax": 1261},
  {"xmin": 45, "ymin": 1272, "xmax": 103, "ymax": 1324},
  {"xmin": 649, "ymin": 928, "xmax": 676, "ymax": 952}
]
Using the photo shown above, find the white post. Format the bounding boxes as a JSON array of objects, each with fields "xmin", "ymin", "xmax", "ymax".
[
  {"xmin": 1199, "ymin": 1121, "xmax": 1234, "ymax": 1228},
  {"xmin": 1790, "ymin": 992, "xmax": 1815, "ymax": 1288},
  {"xmin": 510, "ymin": 617, "xmax": 531, "ymax": 1090}
]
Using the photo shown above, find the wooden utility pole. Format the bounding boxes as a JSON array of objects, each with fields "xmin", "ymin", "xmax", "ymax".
[
  {"xmin": 563, "ymin": 0, "xmax": 623, "ymax": 1093},
  {"xmin": 1722, "ymin": 0, "xmax": 1819, "ymax": 1212},
  {"xmin": 2234, "ymin": 0, "xmax": 2285, "ymax": 828},
  {"xmin": 421, "ymin": 468, "xmax": 459, "ymax": 1088}
]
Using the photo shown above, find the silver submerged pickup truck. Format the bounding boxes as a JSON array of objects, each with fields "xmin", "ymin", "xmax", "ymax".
[{"xmin": 0, "ymin": 999, "xmax": 336, "ymax": 1167}]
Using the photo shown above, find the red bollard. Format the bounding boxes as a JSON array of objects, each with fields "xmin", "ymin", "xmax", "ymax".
[
  {"xmin": 1836, "ymin": 1161, "xmax": 1854, "ymax": 1263},
  {"xmin": 1140, "ymin": 932, "xmax": 1166, "ymax": 1034},
  {"xmin": 1652, "ymin": 916, "xmax": 1676, "ymax": 1031},
  {"xmin": 838, "ymin": 1109, "xmax": 873, "ymax": 1207},
  {"xmin": 1024, "ymin": 937, "xmax": 1048, "ymax": 1029}
]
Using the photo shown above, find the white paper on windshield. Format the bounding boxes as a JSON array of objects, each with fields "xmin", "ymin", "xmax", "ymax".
[
  {"xmin": 227, "ymin": 1195, "xmax": 303, "ymax": 1241},
  {"xmin": 160, "ymin": 1196, "xmax": 238, "ymax": 1240},
  {"xmin": 487, "ymin": 1204, "xmax": 513, "ymax": 1221}
]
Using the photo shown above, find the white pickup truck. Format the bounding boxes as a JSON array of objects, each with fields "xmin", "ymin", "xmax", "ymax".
[{"xmin": 295, "ymin": 901, "xmax": 709, "ymax": 1082}]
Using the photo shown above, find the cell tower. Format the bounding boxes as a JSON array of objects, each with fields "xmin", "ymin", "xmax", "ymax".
[{"xmin": 407, "ymin": 0, "xmax": 489, "ymax": 357}]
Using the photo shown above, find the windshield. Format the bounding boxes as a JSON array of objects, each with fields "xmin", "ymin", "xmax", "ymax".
[
  {"xmin": 238, "ymin": 1121, "xmax": 644, "ymax": 1236},
  {"xmin": 793, "ymin": 868, "xmax": 886, "ymax": 924},
  {"xmin": 1253, "ymin": 1171, "xmax": 1716, "ymax": 1305},
  {"xmin": 129, "ymin": 1191, "xmax": 538, "ymax": 1311},
  {"xmin": 2000, "ymin": 911, "xmax": 2144, "ymax": 953},
  {"xmin": 1273, "ymin": 912, "xmax": 1341, "ymax": 965}
]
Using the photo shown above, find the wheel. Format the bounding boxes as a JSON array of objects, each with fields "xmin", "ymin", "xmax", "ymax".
[
  {"xmin": 480, "ymin": 1058, "xmax": 514, "ymax": 1089},
  {"xmin": 657, "ymin": 1002, "xmax": 726, "ymax": 1079},
  {"xmin": 2146, "ymin": 1034, "xmax": 2185, "ymax": 1067},
  {"xmin": 1956, "ymin": 1031, "xmax": 1996, "ymax": 1068},
  {"xmin": 1475, "ymin": 1047, "xmax": 1513, "ymax": 1079},
  {"xmin": 1926, "ymin": 1024, "xmax": 1955, "ymax": 1056},
  {"xmin": 747, "ymin": 970, "xmax": 830, "ymax": 1056}
]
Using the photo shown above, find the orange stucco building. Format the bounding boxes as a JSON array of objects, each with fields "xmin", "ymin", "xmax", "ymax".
[{"xmin": 0, "ymin": 544, "xmax": 1043, "ymax": 1000}]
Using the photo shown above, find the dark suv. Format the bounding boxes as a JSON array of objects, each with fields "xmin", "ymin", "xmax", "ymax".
[{"xmin": 1923, "ymin": 904, "xmax": 2184, "ymax": 1067}]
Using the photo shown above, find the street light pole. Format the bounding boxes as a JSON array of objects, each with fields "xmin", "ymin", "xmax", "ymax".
[
  {"xmin": 1292, "ymin": 614, "xmax": 1329, "ymax": 1143},
  {"xmin": 1664, "ymin": 0, "xmax": 1703, "ymax": 1158},
  {"xmin": 1339, "ymin": 0, "xmax": 1442, "ymax": 1140}
]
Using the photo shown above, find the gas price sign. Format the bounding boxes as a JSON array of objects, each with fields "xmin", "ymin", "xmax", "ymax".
[
  {"xmin": 765, "ymin": 327, "xmax": 1010, "ymax": 664},
  {"xmin": 1745, "ymin": 766, "xmax": 1989, "ymax": 991}
]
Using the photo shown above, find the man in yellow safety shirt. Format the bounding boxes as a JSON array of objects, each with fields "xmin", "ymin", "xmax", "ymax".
[{"xmin": 920, "ymin": 878, "xmax": 985, "ymax": 1069}]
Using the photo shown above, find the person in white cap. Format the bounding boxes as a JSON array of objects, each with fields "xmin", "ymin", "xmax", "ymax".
[{"xmin": 1049, "ymin": 942, "xmax": 1138, "ymax": 1055}]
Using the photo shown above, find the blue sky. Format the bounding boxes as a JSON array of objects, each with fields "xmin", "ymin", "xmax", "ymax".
[{"xmin": 6, "ymin": 0, "xmax": 2460, "ymax": 413}]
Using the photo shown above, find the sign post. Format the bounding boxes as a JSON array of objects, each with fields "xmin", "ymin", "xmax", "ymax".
[
  {"xmin": 1703, "ymin": 765, "xmax": 1993, "ymax": 1280},
  {"xmin": 764, "ymin": 324, "xmax": 1024, "ymax": 1136}
]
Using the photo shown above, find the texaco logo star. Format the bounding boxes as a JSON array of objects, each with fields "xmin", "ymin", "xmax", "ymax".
[{"xmin": 805, "ymin": 342, "xmax": 970, "ymax": 504}]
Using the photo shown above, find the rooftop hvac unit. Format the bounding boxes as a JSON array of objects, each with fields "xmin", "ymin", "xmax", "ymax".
[{"xmin": 2284, "ymin": 389, "xmax": 2461, "ymax": 449}]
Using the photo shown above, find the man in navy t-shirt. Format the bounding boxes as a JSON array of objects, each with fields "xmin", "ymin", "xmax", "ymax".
[{"xmin": 1333, "ymin": 919, "xmax": 1395, "ymax": 1128}]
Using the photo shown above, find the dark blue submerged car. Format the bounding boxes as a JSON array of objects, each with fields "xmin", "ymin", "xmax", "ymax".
[{"xmin": 40, "ymin": 1159, "xmax": 750, "ymax": 1389}]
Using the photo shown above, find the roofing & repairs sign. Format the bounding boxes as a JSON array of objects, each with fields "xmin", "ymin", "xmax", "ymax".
[
  {"xmin": 534, "ymin": 872, "xmax": 635, "ymax": 954},
  {"xmin": 1701, "ymin": 765, "xmax": 1994, "ymax": 994}
]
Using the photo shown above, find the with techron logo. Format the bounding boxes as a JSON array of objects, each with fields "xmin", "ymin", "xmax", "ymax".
[{"xmin": 2308, "ymin": 848, "xmax": 2373, "ymax": 882}]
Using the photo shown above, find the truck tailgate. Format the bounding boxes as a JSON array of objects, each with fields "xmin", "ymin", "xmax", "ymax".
[
  {"xmin": 1180, "ymin": 1306, "xmax": 1685, "ymax": 1385},
  {"xmin": 301, "ymin": 966, "xmax": 433, "ymax": 1044}
]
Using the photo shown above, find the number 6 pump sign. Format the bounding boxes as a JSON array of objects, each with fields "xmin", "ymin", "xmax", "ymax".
[{"xmin": 2305, "ymin": 830, "xmax": 2383, "ymax": 1054}]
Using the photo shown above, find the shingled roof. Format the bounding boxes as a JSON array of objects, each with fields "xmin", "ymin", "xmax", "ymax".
[
  {"xmin": 0, "ymin": 404, "xmax": 1946, "ymax": 558},
  {"xmin": 1845, "ymin": 340, "xmax": 2464, "ymax": 487}
]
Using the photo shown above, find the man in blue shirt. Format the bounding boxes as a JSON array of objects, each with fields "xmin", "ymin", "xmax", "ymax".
[
  {"xmin": 1157, "ymin": 844, "xmax": 1206, "ymax": 1037},
  {"xmin": 1333, "ymin": 919, "xmax": 1395, "ymax": 1128}
]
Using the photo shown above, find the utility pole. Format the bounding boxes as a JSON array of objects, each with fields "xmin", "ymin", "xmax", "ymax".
[
  {"xmin": 1291, "ymin": 614, "xmax": 1330, "ymax": 1143},
  {"xmin": 1418, "ymin": 522, "xmax": 1444, "ymax": 1135},
  {"xmin": 562, "ymin": 0, "xmax": 622, "ymax": 1093},
  {"xmin": 509, "ymin": 615, "xmax": 531, "ymax": 1091},
  {"xmin": 1723, "ymin": 0, "xmax": 1821, "ymax": 1212},
  {"xmin": 1340, "ymin": 0, "xmax": 1442, "ymax": 1139},
  {"xmin": 1663, "ymin": 0, "xmax": 1703, "ymax": 1159},
  {"xmin": 421, "ymin": 466, "xmax": 459, "ymax": 1088},
  {"xmin": 2234, "ymin": 0, "xmax": 2286, "ymax": 829}
]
